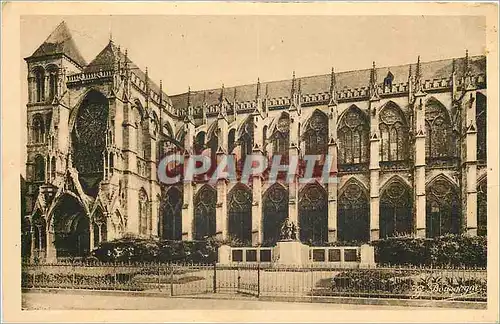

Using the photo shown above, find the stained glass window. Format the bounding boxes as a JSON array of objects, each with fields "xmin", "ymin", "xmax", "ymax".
[
  {"xmin": 477, "ymin": 178, "xmax": 487, "ymax": 236},
  {"xmin": 240, "ymin": 118, "xmax": 254, "ymax": 162},
  {"xmin": 299, "ymin": 183, "xmax": 328, "ymax": 245},
  {"xmin": 304, "ymin": 111, "xmax": 328, "ymax": 155},
  {"xmin": 138, "ymin": 188, "xmax": 149, "ymax": 236},
  {"xmin": 425, "ymin": 99, "xmax": 454, "ymax": 160},
  {"xmin": 338, "ymin": 180, "xmax": 369, "ymax": 243},
  {"xmin": 272, "ymin": 114, "xmax": 290, "ymax": 157},
  {"xmin": 380, "ymin": 178, "xmax": 412, "ymax": 238},
  {"xmin": 426, "ymin": 177, "xmax": 460, "ymax": 237},
  {"xmin": 379, "ymin": 103, "xmax": 407, "ymax": 162},
  {"xmin": 228, "ymin": 184, "xmax": 252, "ymax": 244},
  {"xmin": 71, "ymin": 91, "xmax": 109, "ymax": 197},
  {"xmin": 161, "ymin": 187, "xmax": 183, "ymax": 240},
  {"xmin": 263, "ymin": 184, "xmax": 289, "ymax": 246},
  {"xmin": 194, "ymin": 185, "xmax": 217, "ymax": 240},
  {"xmin": 338, "ymin": 107, "xmax": 368, "ymax": 164},
  {"xmin": 476, "ymin": 93, "xmax": 487, "ymax": 162}
]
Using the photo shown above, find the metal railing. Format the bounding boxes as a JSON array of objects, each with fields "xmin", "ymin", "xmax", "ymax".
[{"xmin": 22, "ymin": 262, "xmax": 487, "ymax": 302}]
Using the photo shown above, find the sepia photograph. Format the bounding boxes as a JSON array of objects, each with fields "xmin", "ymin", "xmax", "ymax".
[{"xmin": 2, "ymin": 2, "xmax": 499, "ymax": 323}]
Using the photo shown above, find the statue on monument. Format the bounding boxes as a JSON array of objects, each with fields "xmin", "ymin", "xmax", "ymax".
[{"xmin": 279, "ymin": 218, "xmax": 298, "ymax": 241}]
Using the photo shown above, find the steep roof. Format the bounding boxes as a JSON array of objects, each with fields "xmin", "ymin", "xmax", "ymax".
[
  {"xmin": 85, "ymin": 41, "xmax": 170, "ymax": 105},
  {"xmin": 29, "ymin": 21, "xmax": 87, "ymax": 67},
  {"xmin": 170, "ymin": 55, "xmax": 486, "ymax": 111}
]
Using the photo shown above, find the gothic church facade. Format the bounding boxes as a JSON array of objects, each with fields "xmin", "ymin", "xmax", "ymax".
[{"xmin": 22, "ymin": 22, "xmax": 487, "ymax": 261}]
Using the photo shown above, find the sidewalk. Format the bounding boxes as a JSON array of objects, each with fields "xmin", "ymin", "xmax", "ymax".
[{"xmin": 22, "ymin": 290, "xmax": 483, "ymax": 310}]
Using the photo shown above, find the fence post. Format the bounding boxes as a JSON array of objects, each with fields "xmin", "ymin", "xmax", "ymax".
[
  {"xmin": 72, "ymin": 262, "xmax": 76, "ymax": 289},
  {"xmin": 213, "ymin": 262, "xmax": 217, "ymax": 293},
  {"xmin": 170, "ymin": 264, "xmax": 174, "ymax": 297},
  {"xmin": 257, "ymin": 263, "xmax": 260, "ymax": 298},
  {"xmin": 158, "ymin": 262, "xmax": 161, "ymax": 292}
]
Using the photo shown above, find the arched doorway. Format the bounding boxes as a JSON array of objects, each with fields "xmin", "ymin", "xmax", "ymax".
[
  {"xmin": 227, "ymin": 184, "xmax": 252, "ymax": 245},
  {"xmin": 161, "ymin": 187, "xmax": 183, "ymax": 240},
  {"xmin": 380, "ymin": 178, "xmax": 413, "ymax": 238},
  {"xmin": 50, "ymin": 194, "xmax": 90, "ymax": 258},
  {"xmin": 194, "ymin": 185, "xmax": 217, "ymax": 240},
  {"xmin": 338, "ymin": 179, "xmax": 370, "ymax": 243},
  {"xmin": 299, "ymin": 183, "xmax": 328, "ymax": 245},
  {"xmin": 263, "ymin": 184, "xmax": 289, "ymax": 246},
  {"xmin": 426, "ymin": 177, "xmax": 461, "ymax": 238}
]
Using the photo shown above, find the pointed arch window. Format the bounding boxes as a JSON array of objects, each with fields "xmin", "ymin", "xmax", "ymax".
[
  {"xmin": 50, "ymin": 156, "xmax": 56, "ymax": 181},
  {"xmin": 34, "ymin": 155, "xmax": 45, "ymax": 182},
  {"xmin": 48, "ymin": 67, "xmax": 59, "ymax": 102},
  {"xmin": 379, "ymin": 103, "xmax": 408, "ymax": 162},
  {"xmin": 476, "ymin": 93, "xmax": 487, "ymax": 162},
  {"xmin": 477, "ymin": 178, "xmax": 487, "ymax": 236},
  {"xmin": 228, "ymin": 184, "xmax": 252, "ymax": 244},
  {"xmin": 304, "ymin": 111, "xmax": 328, "ymax": 155},
  {"xmin": 194, "ymin": 132, "xmax": 206, "ymax": 155},
  {"xmin": 194, "ymin": 185, "xmax": 217, "ymax": 240},
  {"xmin": 138, "ymin": 188, "xmax": 149, "ymax": 236},
  {"xmin": 338, "ymin": 180, "xmax": 370, "ymax": 243},
  {"xmin": 380, "ymin": 179, "xmax": 413, "ymax": 238},
  {"xmin": 299, "ymin": 183, "xmax": 328, "ymax": 245},
  {"xmin": 263, "ymin": 184, "xmax": 289, "ymax": 246},
  {"xmin": 426, "ymin": 178, "xmax": 460, "ymax": 237},
  {"xmin": 338, "ymin": 107, "xmax": 368, "ymax": 164},
  {"xmin": 228, "ymin": 129, "xmax": 236, "ymax": 153},
  {"xmin": 425, "ymin": 99, "xmax": 455, "ymax": 160},
  {"xmin": 161, "ymin": 187, "xmax": 183, "ymax": 240},
  {"xmin": 272, "ymin": 114, "xmax": 290, "ymax": 158},
  {"xmin": 32, "ymin": 114, "xmax": 45, "ymax": 143},
  {"xmin": 240, "ymin": 118, "xmax": 254, "ymax": 163},
  {"xmin": 34, "ymin": 68, "xmax": 45, "ymax": 103}
]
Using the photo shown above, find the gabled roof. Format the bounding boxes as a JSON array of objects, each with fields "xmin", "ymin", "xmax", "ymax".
[
  {"xmin": 170, "ymin": 55, "xmax": 486, "ymax": 111},
  {"xmin": 86, "ymin": 40, "xmax": 171, "ymax": 105},
  {"xmin": 29, "ymin": 21, "xmax": 87, "ymax": 67}
]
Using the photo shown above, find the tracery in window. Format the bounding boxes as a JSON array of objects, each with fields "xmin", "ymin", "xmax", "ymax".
[
  {"xmin": 161, "ymin": 187, "xmax": 183, "ymax": 240},
  {"xmin": 338, "ymin": 106, "xmax": 368, "ymax": 164},
  {"xmin": 477, "ymin": 177, "xmax": 487, "ymax": 236},
  {"xmin": 228, "ymin": 184, "xmax": 252, "ymax": 244},
  {"xmin": 194, "ymin": 185, "xmax": 217, "ymax": 240},
  {"xmin": 476, "ymin": 93, "xmax": 487, "ymax": 162},
  {"xmin": 425, "ymin": 98, "xmax": 455, "ymax": 160},
  {"xmin": 263, "ymin": 183, "xmax": 289, "ymax": 246},
  {"xmin": 380, "ymin": 178, "xmax": 413, "ymax": 238},
  {"xmin": 299, "ymin": 182, "xmax": 328, "ymax": 245},
  {"xmin": 272, "ymin": 113, "xmax": 290, "ymax": 158},
  {"xmin": 338, "ymin": 179, "xmax": 370, "ymax": 243},
  {"xmin": 304, "ymin": 110, "xmax": 328, "ymax": 155},
  {"xmin": 379, "ymin": 103, "xmax": 408, "ymax": 162},
  {"xmin": 426, "ymin": 177, "xmax": 460, "ymax": 238},
  {"xmin": 239, "ymin": 117, "xmax": 254, "ymax": 163}
]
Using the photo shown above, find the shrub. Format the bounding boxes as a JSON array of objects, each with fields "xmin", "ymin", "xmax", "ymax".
[{"xmin": 372, "ymin": 235, "xmax": 486, "ymax": 267}]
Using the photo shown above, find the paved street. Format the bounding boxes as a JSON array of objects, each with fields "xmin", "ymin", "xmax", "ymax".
[{"xmin": 22, "ymin": 292, "xmax": 431, "ymax": 310}]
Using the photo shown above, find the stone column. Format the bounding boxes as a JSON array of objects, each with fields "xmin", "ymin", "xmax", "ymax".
[
  {"xmin": 252, "ymin": 113, "xmax": 264, "ymax": 246},
  {"xmin": 89, "ymin": 223, "xmax": 95, "ymax": 251},
  {"xmin": 45, "ymin": 222, "xmax": 57, "ymax": 262},
  {"xmin": 414, "ymin": 94, "xmax": 427, "ymax": 237},
  {"xmin": 464, "ymin": 91, "xmax": 478, "ymax": 236},
  {"xmin": 369, "ymin": 101, "xmax": 381, "ymax": 241},
  {"xmin": 216, "ymin": 179, "xmax": 228, "ymax": 240},
  {"xmin": 327, "ymin": 98, "xmax": 339, "ymax": 242},
  {"xmin": 30, "ymin": 226, "xmax": 36, "ymax": 261},
  {"xmin": 182, "ymin": 120, "xmax": 195, "ymax": 240}
]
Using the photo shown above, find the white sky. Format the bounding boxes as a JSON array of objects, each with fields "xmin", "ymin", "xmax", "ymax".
[{"xmin": 19, "ymin": 15, "xmax": 486, "ymax": 173}]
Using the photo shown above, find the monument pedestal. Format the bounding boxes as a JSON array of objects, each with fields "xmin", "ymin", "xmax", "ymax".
[{"xmin": 275, "ymin": 240, "xmax": 309, "ymax": 265}]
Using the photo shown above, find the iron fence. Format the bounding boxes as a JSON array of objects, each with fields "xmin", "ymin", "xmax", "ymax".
[{"xmin": 22, "ymin": 262, "xmax": 487, "ymax": 302}]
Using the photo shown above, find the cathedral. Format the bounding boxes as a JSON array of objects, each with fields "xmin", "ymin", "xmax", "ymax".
[{"xmin": 22, "ymin": 22, "xmax": 487, "ymax": 261}]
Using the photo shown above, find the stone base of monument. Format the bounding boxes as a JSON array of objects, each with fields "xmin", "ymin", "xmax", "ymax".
[{"xmin": 274, "ymin": 240, "xmax": 310, "ymax": 265}]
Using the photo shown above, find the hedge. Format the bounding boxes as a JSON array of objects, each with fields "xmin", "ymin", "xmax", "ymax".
[
  {"xmin": 91, "ymin": 234, "xmax": 242, "ymax": 263},
  {"xmin": 372, "ymin": 235, "xmax": 487, "ymax": 267}
]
